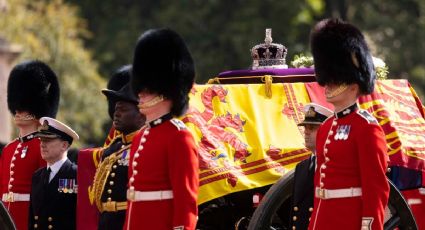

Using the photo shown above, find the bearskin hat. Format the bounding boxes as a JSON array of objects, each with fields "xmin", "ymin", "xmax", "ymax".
[
  {"xmin": 106, "ymin": 65, "xmax": 132, "ymax": 119},
  {"xmin": 310, "ymin": 18, "xmax": 376, "ymax": 94},
  {"xmin": 7, "ymin": 60, "xmax": 60, "ymax": 118},
  {"xmin": 131, "ymin": 28, "xmax": 195, "ymax": 116}
]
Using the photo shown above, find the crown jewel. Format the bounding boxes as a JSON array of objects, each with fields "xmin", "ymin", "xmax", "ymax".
[{"xmin": 251, "ymin": 29, "xmax": 288, "ymax": 69}]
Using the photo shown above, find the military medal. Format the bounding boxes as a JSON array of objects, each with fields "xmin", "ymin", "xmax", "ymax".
[
  {"xmin": 121, "ymin": 150, "xmax": 129, "ymax": 166},
  {"xmin": 73, "ymin": 180, "xmax": 78, "ymax": 193},
  {"xmin": 63, "ymin": 179, "xmax": 68, "ymax": 193},
  {"xmin": 68, "ymin": 179, "xmax": 74, "ymax": 193},
  {"xmin": 21, "ymin": 146, "xmax": 28, "ymax": 158},
  {"xmin": 334, "ymin": 125, "xmax": 351, "ymax": 140},
  {"xmin": 58, "ymin": 179, "xmax": 64, "ymax": 192},
  {"xmin": 334, "ymin": 126, "xmax": 341, "ymax": 140},
  {"xmin": 343, "ymin": 126, "xmax": 351, "ymax": 140}
]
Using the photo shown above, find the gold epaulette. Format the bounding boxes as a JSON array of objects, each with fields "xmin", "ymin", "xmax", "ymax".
[{"xmin": 89, "ymin": 146, "xmax": 130, "ymax": 211}]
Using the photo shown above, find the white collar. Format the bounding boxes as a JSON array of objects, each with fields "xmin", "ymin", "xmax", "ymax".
[{"xmin": 47, "ymin": 156, "xmax": 68, "ymax": 181}]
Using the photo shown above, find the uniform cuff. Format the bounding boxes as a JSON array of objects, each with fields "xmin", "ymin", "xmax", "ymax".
[{"xmin": 361, "ymin": 217, "xmax": 373, "ymax": 230}]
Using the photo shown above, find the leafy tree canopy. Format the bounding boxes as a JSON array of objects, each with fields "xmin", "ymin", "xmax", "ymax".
[
  {"xmin": 67, "ymin": 0, "xmax": 424, "ymax": 100},
  {"xmin": 0, "ymin": 0, "xmax": 108, "ymax": 147}
]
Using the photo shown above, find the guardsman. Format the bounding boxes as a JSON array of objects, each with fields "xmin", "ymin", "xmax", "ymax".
[
  {"xmin": 308, "ymin": 18, "xmax": 390, "ymax": 230},
  {"xmin": 0, "ymin": 60, "xmax": 59, "ymax": 230},
  {"xmin": 29, "ymin": 117, "xmax": 79, "ymax": 230},
  {"xmin": 124, "ymin": 28, "xmax": 199, "ymax": 230},
  {"xmin": 92, "ymin": 70, "xmax": 145, "ymax": 230},
  {"xmin": 291, "ymin": 103, "xmax": 332, "ymax": 230}
]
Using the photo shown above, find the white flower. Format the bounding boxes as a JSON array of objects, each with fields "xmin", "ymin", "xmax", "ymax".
[{"xmin": 372, "ymin": 56, "xmax": 386, "ymax": 68}]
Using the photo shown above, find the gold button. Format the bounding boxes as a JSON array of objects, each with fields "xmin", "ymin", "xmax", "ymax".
[
  {"xmin": 48, "ymin": 225, "xmax": 53, "ymax": 229},
  {"xmin": 292, "ymin": 216, "xmax": 297, "ymax": 221},
  {"xmin": 309, "ymin": 207, "xmax": 313, "ymax": 212},
  {"xmin": 112, "ymin": 165, "xmax": 117, "ymax": 169},
  {"xmin": 48, "ymin": 217, "xmax": 53, "ymax": 221},
  {"xmin": 107, "ymin": 189, "xmax": 112, "ymax": 194},
  {"xmin": 107, "ymin": 197, "xmax": 112, "ymax": 202},
  {"xmin": 292, "ymin": 226, "xmax": 296, "ymax": 230},
  {"xmin": 34, "ymin": 216, "xmax": 39, "ymax": 220},
  {"xmin": 34, "ymin": 224, "xmax": 38, "ymax": 228},
  {"xmin": 320, "ymin": 173, "xmax": 325, "ymax": 178},
  {"xmin": 110, "ymin": 173, "xmax": 115, "ymax": 177},
  {"xmin": 109, "ymin": 181, "xmax": 114, "ymax": 186},
  {"xmin": 320, "ymin": 182, "xmax": 324, "ymax": 187},
  {"xmin": 293, "ymin": 206, "xmax": 299, "ymax": 211}
]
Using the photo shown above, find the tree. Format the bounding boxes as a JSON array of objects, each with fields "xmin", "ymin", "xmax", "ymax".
[
  {"xmin": 0, "ymin": 0, "xmax": 108, "ymax": 147},
  {"xmin": 67, "ymin": 0, "xmax": 322, "ymax": 83},
  {"xmin": 67, "ymin": 0, "xmax": 424, "ymax": 99}
]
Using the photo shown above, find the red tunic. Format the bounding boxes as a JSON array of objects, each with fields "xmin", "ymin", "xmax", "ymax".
[
  {"xmin": 0, "ymin": 133, "xmax": 46, "ymax": 230},
  {"xmin": 309, "ymin": 105, "xmax": 389, "ymax": 230},
  {"xmin": 124, "ymin": 118, "xmax": 199, "ymax": 230},
  {"xmin": 402, "ymin": 188, "xmax": 425, "ymax": 229}
]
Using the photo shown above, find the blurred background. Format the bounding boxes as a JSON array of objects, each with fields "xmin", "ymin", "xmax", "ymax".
[{"xmin": 0, "ymin": 0, "xmax": 424, "ymax": 147}]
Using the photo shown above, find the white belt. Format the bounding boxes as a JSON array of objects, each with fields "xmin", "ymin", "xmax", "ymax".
[
  {"xmin": 315, "ymin": 187, "xmax": 362, "ymax": 199},
  {"xmin": 407, "ymin": 198, "xmax": 422, "ymax": 205},
  {"xmin": 128, "ymin": 190, "xmax": 173, "ymax": 201},
  {"xmin": 2, "ymin": 192, "xmax": 30, "ymax": 202}
]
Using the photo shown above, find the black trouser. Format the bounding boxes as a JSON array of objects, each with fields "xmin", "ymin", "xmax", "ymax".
[{"xmin": 98, "ymin": 210, "xmax": 126, "ymax": 230}]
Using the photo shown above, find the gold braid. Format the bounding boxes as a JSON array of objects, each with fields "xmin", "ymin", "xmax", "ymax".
[{"xmin": 90, "ymin": 146, "xmax": 130, "ymax": 211}]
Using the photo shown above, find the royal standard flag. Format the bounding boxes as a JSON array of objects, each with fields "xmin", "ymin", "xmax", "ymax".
[
  {"xmin": 184, "ymin": 83, "xmax": 312, "ymax": 204},
  {"xmin": 185, "ymin": 80, "xmax": 425, "ymax": 204}
]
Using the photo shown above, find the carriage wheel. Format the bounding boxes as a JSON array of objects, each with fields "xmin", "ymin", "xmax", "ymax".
[
  {"xmin": 0, "ymin": 202, "xmax": 15, "ymax": 230},
  {"xmin": 247, "ymin": 170, "xmax": 417, "ymax": 230}
]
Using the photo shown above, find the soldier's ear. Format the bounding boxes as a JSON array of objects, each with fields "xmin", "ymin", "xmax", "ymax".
[{"xmin": 349, "ymin": 84, "xmax": 360, "ymax": 94}]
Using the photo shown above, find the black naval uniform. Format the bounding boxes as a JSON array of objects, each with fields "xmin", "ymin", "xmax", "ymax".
[
  {"xmin": 95, "ymin": 132, "xmax": 136, "ymax": 230},
  {"xmin": 290, "ymin": 155, "xmax": 315, "ymax": 230},
  {"xmin": 29, "ymin": 159, "xmax": 77, "ymax": 230}
]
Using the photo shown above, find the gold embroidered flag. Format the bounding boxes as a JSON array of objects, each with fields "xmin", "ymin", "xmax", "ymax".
[
  {"xmin": 184, "ymin": 83, "xmax": 312, "ymax": 204},
  {"xmin": 358, "ymin": 80, "xmax": 425, "ymax": 172}
]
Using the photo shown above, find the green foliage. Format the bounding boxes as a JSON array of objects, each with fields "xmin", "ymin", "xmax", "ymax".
[
  {"xmin": 0, "ymin": 0, "xmax": 108, "ymax": 147},
  {"xmin": 68, "ymin": 0, "xmax": 424, "ymax": 100},
  {"xmin": 331, "ymin": 0, "xmax": 425, "ymax": 99},
  {"xmin": 67, "ymin": 0, "xmax": 319, "ymax": 83}
]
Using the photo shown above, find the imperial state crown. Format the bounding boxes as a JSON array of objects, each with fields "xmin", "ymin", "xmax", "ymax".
[{"xmin": 251, "ymin": 28, "xmax": 288, "ymax": 69}]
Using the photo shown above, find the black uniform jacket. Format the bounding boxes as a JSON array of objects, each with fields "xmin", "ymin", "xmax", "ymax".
[
  {"xmin": 97, "ymin": 133, "xmax": 133, "ymax": 230},
  {"xmin": 29, "ymin": 159, "xmax": 77, "ymax": 230},
  {"xmin": 290, "ymin": 155, "xmax": 315, "ymax": 230}
]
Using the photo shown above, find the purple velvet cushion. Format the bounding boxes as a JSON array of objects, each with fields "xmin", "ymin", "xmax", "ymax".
[{"xmin": 218, "ymin": 68, "xmax": 315, "ymax": 77}]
